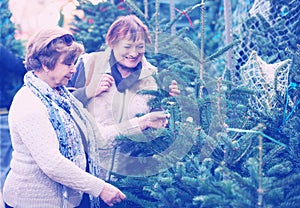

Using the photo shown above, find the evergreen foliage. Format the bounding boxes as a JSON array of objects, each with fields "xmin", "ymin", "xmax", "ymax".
[
  {"xmin": 0, "ymin": 0, "xmax": 24, "ymax": 56},
  {"xmin": 70, "ymin": 0, "xmax": 129, "ymax": 53},
  {"xmin": 0, "ymin": 0, "xmax": 25, "ymax": 109},
  {"xmin": 71, "ymin": 0, "xmax": 300, "ymax": 207}
]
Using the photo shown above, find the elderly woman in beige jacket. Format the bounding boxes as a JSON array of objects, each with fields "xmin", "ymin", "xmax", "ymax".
[{"xmin": 68, "ymin": 15, "xmax": 180, "ymax": 180}]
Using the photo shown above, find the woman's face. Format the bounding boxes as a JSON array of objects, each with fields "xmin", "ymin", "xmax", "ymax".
[
  {"xmin": 46, "ymin": 55, "xmax": 76, "ymax": 88},
  {"xmin": 112, "ymin": 36, "xmax": 145, "ymax": 69}
]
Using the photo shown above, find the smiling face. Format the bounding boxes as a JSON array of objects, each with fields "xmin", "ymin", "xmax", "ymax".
[
  {"xmin": 112, "ymin": 35, "xmax": 146, "ymax": 69},
  {"xmin": 106, "ymin": 15, "xmax": 151, "ymax": 71}
]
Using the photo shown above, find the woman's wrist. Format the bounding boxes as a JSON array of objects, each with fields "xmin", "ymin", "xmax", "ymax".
[
  {"xmin": 138, "ymin": 117, "xmax": 148, "ymax": 131},
  {"xmin": 85, "ymin": 86, "xmax": 93, "ymax": 99}
]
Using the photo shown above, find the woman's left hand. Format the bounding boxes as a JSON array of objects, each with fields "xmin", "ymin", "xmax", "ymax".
[
  {"xmin": 138, "ymin": 111, "xmax": 170, "ymax": 130},
  {"xmin": 169, "ymin": 80, "xmax": 180, "ymax": 96},
  {"xmin": 99, "ymin": 183, "xmax": 126, "ymax": 206}
]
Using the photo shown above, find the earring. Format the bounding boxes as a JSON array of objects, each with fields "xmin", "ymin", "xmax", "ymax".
[{"xmin": 43, "ymin": 67, "xmax": 49, "ymax": 76}]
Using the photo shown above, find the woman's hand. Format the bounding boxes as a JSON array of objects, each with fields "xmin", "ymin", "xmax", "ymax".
[
  {"xmin": 86, "ymin": 73, "xmax": 114, "ymax": 99},
  {"xmin": 169, "ymin": 80, "xmax": 180, "ymax": 96},
  {"xmin": 138, "ymin": 111, "xmax": 170, "ymax": 131},
  {"xmin": 99, "ymin": 183, "xmax": 126, "ymax": 206}
]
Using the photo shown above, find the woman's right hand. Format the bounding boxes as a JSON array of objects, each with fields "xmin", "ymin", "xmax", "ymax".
[
  {"xmin": 99, "ymin": 182, "xmax": 126, "ymax": 206},
  {"xmin": 138, "ymin": 111, "xmax": 170, "ymax": 131},
  {"xmin": 86, "ymin": 73, "xmax": 114, "ymax": 99}
]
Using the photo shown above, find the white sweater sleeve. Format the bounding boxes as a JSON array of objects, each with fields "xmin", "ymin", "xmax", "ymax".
[{"xmin": 9, "ymin": 88, "xmax": 105, "ymax": 197}]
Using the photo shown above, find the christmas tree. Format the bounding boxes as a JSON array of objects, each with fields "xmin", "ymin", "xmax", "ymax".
[
  {"xmin": 70, "ymin": 0, "xmax": 129, "ymax": 53},
  {"xmin": 0, "ymin": 0, "xmax": 25, "ymax": 109},
  {"xmin": 0, "ymin": 0, "xmax": 24, "ymax": 55},
  {"xmin": 70, "ymin": 0, "xmax": 300, "ymax": 207}
]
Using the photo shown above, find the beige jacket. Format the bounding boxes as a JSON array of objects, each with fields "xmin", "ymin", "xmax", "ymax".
[{"xmin": 71, "ymin": 48, "xmax": 158, "ymax": 179}]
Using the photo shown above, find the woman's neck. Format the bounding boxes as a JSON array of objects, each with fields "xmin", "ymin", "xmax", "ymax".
[
  {"xmin": 116, "ymin": 63, "xmax": 133, "ymax": 78},
  {"xmin": 33, "ymin": 70, "xmax": 56, "ymax": 89}
]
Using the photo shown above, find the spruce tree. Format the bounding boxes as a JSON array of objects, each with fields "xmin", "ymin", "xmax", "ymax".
[
  {"xmin": 0, "ymin": 0, "xmax": 24, "ymax": 56},
  {"xmin": 0, "ymin": 0, "xmax": 25, "ymax": 109},
  {"xmin": 70, "ymin": 0, "xmax": 128, "ymax": 53},
  {"xmin": 69, "ymin": 0, "xmax": 300, "ymax": 207}
]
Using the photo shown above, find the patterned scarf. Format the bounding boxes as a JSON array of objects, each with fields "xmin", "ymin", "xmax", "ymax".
[{"xmin": 24, "ymin": 71, "xmax": 102, "ymax": 207}]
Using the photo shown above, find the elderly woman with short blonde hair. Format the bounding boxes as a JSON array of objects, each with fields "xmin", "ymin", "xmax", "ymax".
[{"xmin": 68, "ymin": 15, "xmax": 180, "ymax": 180}]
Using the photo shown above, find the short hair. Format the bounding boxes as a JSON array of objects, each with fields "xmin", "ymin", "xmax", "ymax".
[
  {"xmin": 25, "ymin": 27, "xmax": 84, "ymax": 71},
  {"xmin": 106, "ymin": 15, "xmax": 151, "ymax": 47}
]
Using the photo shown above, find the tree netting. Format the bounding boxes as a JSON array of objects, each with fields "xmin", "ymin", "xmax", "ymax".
[
  {"xmin": 240, "ymin": 50, "xmax": 291, "ymax": 113},
  {"xmin": 229, "ymin": 0, "xmax": 299, "ymax": 113},
  {"xmin": 232, "ymin": 0, "xmax": 299, "ymax": 69}
]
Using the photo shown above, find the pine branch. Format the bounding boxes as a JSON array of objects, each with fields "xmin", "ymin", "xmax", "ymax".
[
  {"xmin": 124, "ymin": 0, "xmax": 149, "ymax": 24},
  {"xmin": 163, "ymin": 3, "xmax": 203, "ymax": 32},
  {"xmin": 204, "ymin": 39, "xmax": 241, "ymax": 63}
]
